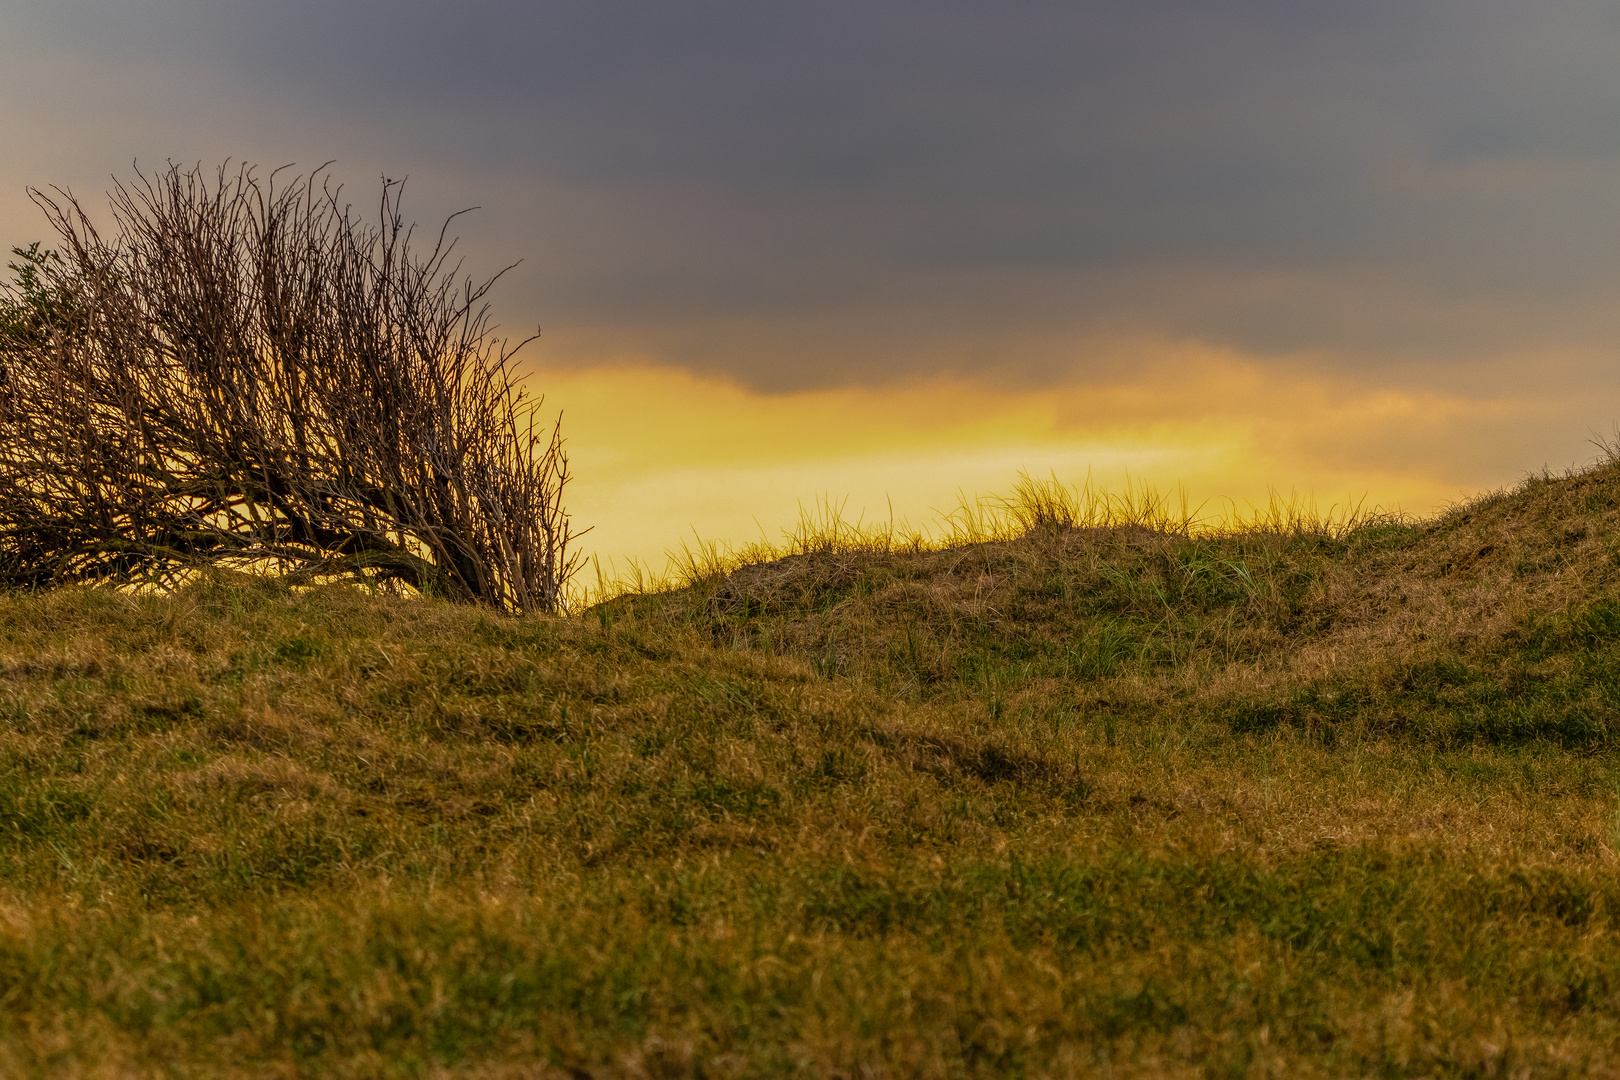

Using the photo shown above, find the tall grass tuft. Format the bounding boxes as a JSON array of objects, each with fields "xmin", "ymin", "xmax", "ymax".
[{"xmin": 578, "ymin": 470, "xmax": 1394, "ymax": 609}]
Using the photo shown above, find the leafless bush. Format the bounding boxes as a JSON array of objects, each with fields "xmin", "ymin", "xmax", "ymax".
[{"xmin": 0, "ymin": 162, "xmax": 580, "ymax": 612}]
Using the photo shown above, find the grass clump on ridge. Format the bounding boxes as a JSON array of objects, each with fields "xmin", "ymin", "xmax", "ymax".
[{"xmin": 4, "ymin": 462, "xmax": 1620, "ymax": 1075}]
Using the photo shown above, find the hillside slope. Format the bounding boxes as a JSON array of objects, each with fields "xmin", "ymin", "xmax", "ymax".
[
  {"xmin": 2, "ymin": 463, "xmax": 1620, "ymax": 1076},
  {"xmin": 617, "ymin": 457, "xmax": 1620, "ymax": 747}
]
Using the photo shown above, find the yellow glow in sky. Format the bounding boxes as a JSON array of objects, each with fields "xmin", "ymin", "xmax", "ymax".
[{"xmin": 526, "ymin": 336, "xmax": 1563, "ymax": 580}]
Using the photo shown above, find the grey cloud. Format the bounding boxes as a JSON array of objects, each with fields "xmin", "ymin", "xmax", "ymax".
[{"xmin": 4, "ymin": 0, "xmax": 1620, "ymax": 390}]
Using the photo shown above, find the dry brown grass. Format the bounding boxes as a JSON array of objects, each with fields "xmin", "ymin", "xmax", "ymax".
[{"xmin": 3, "ymin": 461, "xmax": 1620, "ymax": 1075}]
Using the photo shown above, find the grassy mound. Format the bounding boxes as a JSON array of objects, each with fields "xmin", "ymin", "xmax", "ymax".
[
  {"xmin": 623, "ymin": 459, "xmax": 1620, "ymax": 747},
  {"xmin": 5, "ymin": 461, "xmax": 1620, "ymax": 1076}
]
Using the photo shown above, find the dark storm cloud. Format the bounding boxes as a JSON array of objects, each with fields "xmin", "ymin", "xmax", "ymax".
[{"xmin": 6, "ymin": 0, "xmax": 1620, "ymax": 387}]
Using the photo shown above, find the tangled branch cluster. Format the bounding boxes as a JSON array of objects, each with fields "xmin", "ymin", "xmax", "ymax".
[{"xmin": 0, "ymin": 162, "xmax": 579, "ymax": 612}]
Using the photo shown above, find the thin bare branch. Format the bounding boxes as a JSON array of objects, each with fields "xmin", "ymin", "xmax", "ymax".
[{"xmin": 0, "ymin": 162, "xmax": 580, "ymax": 612}]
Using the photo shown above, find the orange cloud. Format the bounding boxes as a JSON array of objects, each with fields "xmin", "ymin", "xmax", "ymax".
[{"xmin": 524, "ymin": 337, "xmax": 1589, "ymax": 576}]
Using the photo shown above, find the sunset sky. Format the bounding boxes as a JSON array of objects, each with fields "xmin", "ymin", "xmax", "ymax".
[{"xmin": 4, "ymin": 1, "xmax": 1620, "ymax": 572}]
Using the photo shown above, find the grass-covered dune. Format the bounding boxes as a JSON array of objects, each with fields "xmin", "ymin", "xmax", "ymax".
[{"xmin": 8, "ymin": 461, "xmax": 1620, "ymax": 1076}]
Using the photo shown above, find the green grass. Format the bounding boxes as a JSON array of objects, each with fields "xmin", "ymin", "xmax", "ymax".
[{"xmin": 8, "ymin": 461, "xmax": 1620, "ymax": 1075}]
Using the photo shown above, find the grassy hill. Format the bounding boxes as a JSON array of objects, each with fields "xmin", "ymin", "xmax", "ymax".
[{"xmin": 6, "ymin": 461, "xmax": 1620, "ymax": 1076}]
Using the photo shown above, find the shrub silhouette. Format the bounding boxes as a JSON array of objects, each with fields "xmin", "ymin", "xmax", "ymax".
[{"xmin": 0, "ymin": 162, "xmax": 578, "ymax": 612}]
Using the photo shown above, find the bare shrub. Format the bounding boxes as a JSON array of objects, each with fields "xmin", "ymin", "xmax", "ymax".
[{"xmin": 0, "ymin": 162, "xmax": 579, "ymax": 612}]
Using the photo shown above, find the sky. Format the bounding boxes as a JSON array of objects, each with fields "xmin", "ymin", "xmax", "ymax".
[{"xmin": 4, "ymin": 1, "xmax": 1620, "ymax": 573}]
